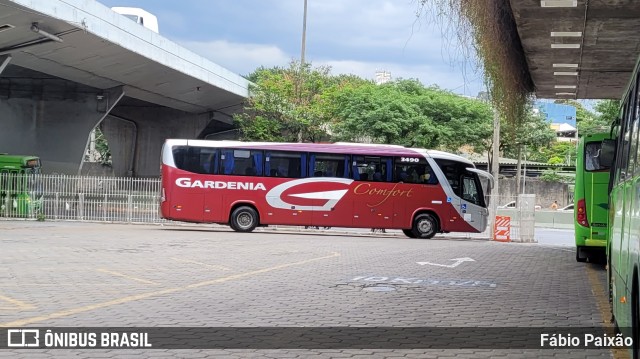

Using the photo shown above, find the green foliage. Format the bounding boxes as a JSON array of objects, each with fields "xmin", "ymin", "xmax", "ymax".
[
  {"xmin": 540, "ymin": 169, "xmax": 574, "ymax": 183},
  {"xmin": 238, "ymin": 68, "xmax": 494, "ymax": 153},
  {"xmin": 234, "ymin": 61, "xmax": 338, "ymax": 142},
  {"xmin": 529, "ymin": 141, "xmax": 577, "ymax": 165},
  {"xmin": 328, "ymin": 79, "xmax": 493, "ymax": 151},
  {"xmin": 94, "ymin": 128, "xmax": 112, "ymax": 166},
  {"xmin": 594, "ymin": 99, "xmax": 621, "ymax": 123},
  {"xmin": 417, "ymin": 0, "xmax": 532, "ymax": 130},
  {"xmin": 500, "ymin": 104, "xmax": 556, "ymax": 158}
]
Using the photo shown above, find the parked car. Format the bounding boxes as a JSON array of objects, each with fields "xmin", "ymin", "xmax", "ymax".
[
  {"xmin": 558, "ymin": 203, "xmax": 574, "ymax": 212},
  {"xmin": 498, "ymin": 200, "xmax": 542, "ymax": 210}
]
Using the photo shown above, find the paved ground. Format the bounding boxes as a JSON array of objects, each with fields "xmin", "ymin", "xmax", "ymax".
[{"xmin": 0, "ymin": 221, "xmax": 617, "ymax": 358}]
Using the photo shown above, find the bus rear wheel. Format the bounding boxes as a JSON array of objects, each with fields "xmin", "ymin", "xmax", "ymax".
[
  {"xmin": 402, "ymin": 229, "xmax": 416, "ymax": 238},
  {"xmin": 412, "ymin": 213, "xmax": 438, "ymax": 239},
  {"xmin": 576, "ymin": 246, "xmax": 587, "ymax": 262},
  {"xmin": 230, "ymin": 206, "xmax": 259, "ymax": 232}
]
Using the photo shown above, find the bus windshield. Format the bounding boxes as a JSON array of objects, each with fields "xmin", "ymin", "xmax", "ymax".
[{"xmin": 433, "ymin": 158, "xmax": 486, "ymax": 207}]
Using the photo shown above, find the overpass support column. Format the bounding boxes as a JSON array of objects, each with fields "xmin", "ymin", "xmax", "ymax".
[
  {"xmin": 0, "ymin": 85, "xmax": 124, "ymax": 174},
  {"xmin": 102, "ymin": 105, "xmax": 210, "ymax": 177}
]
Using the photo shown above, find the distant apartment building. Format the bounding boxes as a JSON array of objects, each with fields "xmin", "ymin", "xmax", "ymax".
[{"xmin": 536, "ymin": 101, "xmax": 578, "ymax": 142}]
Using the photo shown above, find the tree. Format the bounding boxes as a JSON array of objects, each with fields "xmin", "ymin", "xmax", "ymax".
[
  {"xmin": 500, "ymin": 105, "xmax": 556, "ymax": 157},
  {"xmin": 234, "ymin": 61, "xmax": 336, "ymax": 142},
  {"xmin": 328, "ymin": 81, "xmax": 430, "ymax": 146},
  {"xmin": 499, "ymin": 104, "xmax": 556, "ymax": 195},
  {"xmin": 329, "ymin": 79, "xmax": 493, "ymax": 152},
  {"xmin": 574, "ymin": 100, "xmax": 619, "ymax": 137},
  {"xmin": 529, "ymin": 141, "xmax": 577, "ymax": 165}
]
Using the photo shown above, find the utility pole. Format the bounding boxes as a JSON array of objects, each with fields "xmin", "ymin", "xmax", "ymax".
[
  {"xmin": 490, "ymin": 108, "xmax": 500, "ymax": 240},
  {"xmin": 301, "ymin": 0, "xmax": 308, "ymax": 65}
]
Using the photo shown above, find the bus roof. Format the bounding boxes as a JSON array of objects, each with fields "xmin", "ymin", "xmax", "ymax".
[
  {"xmin": 166, "ymin": 139, "xmax": 473, "ymax": 164},
  {"xmin": 582, "ymin": 132, "xmax": 613, "ymax": 141},
  {"xmin": 0, "ymin": 154, "xmax": 40, "ymax": 168}
]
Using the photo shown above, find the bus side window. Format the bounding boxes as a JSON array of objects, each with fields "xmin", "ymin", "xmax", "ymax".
[
  {"xmin": 393, "ymin": 157, "xmax": 436, "ymax": 184},
  {"xmin": 171, "ymin": 146, "xmax": 218, "ymax": 175},
  {"xmin": 220, "ymin": 149, "xmax": 263, "ymax": 176},
  {"xmin": 265, "ymin": 151, "xmax": 302, "ymax": 178},
  {"xmin": 310, "ymin": 154, "xmax": 349, "ymax": 178},
  {"xmin": 352, "ymin": 156, "xmax": 389, "ymax": 182}
]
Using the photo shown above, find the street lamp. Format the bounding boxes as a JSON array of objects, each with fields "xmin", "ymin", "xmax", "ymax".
[{"xmin": 301, "ymin": 0, "xmax": 308, "ymax": 64}]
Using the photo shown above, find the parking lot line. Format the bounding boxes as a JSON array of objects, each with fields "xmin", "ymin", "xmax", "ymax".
[
  {"xmin": 0, "ymin": 251, "xmax": 340, "ymax": 327},
  {"xmin": 586, "ymin": 264, "xmax": 629, "ymax": 359},
  {"xmin": 96, "ymin": 269, "xmax": 159, "ymax": 285},
  {"xmin": 0, "ymin": 294, "xmax": 36, "ymax": 310},
  {"xmin": 170, "ymin": 257, "xmax": 231, "ymax": 271}
]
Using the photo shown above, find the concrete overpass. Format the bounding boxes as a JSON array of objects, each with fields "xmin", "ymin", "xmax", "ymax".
[
  {"xmin": 0, "ymin": 0, "xmax": 250, "ymax": 176},
  {"xmin": 505, "ymin": 0, "xmax": 640, "ymax": 99}
]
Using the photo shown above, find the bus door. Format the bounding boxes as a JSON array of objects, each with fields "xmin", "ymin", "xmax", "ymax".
[
  {"xmin": 168, "ymin": 146, "xmax": 211, "ymax": 222},
  {"xmin": 310, "ymin": 154, "xmax": 353, "ymax": 227},
  {"xmin": 351, "ymin": 156, "xmax": 395, "ymax": 228},
  {"xmin": 583, "ymin": 140, "xmax": 612, "ymax": 234},
  {"xmin": 458, "ymin": 171, "xmax": 489, "ymax": 231},
  {"xmin": 263, "ymin": 151, "xmax": 313, "ymax": 226},
  {"xmin": 434, "ymin": 159, "xmax": 489, "ymax": 232}
]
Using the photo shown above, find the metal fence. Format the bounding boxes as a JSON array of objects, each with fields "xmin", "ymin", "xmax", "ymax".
[
  {"xmin": 1, "ymin": 174, "xmax": 536, "ymax": 242},
  {"xmin": 0, "ymin": 174, "xmax": 163, "ymax": 223}
]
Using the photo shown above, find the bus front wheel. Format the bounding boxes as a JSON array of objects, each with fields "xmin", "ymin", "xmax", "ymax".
[
  {"xmin": 412, "ymin": 213, "xmax": 438, "ymax": 239},
  {"xmin": 230, "ymin": 206, "xmax": 259, "ymax": 232}
]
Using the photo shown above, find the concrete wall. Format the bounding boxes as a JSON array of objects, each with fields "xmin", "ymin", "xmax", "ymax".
[
  {"xmin": 0, "ymin": 95, "xmax": 108, "ymax": 174},
  {"xmin": 498, "ymin": 178, "xmax": 570, "ymax": 208},
  {"xmin": 102, "ymin": 101, "xmax": 211, "ymax": 177}
]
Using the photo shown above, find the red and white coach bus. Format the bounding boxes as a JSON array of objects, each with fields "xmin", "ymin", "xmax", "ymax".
[{"xmin": 160, "ymin": 140, "xmax": 493, "ymax": 238}]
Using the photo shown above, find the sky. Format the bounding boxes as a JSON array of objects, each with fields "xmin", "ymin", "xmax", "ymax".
[{"xmin": 99, "ymin": 0, "xmax": 485, "ymax": 97}]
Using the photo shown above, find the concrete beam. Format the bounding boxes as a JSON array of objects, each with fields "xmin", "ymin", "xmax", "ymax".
[{"xmin": 0, "ymin": 55, "xmax": 11, "ymax": 75}]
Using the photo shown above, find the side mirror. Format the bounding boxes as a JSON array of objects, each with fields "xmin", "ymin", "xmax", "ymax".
[{"xmin": 600, "ymin": 139, "xmax": 616, "ymax": 167}]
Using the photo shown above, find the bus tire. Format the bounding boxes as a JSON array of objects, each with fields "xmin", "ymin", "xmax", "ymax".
[
  {"xmin": 576, "ymin": 246, "xmax": 587, "ymax": 262},
  {"xmin": 402, "ymin": 229, "xmax": 416, "ymax": 238},
  {"xmin": 412, "ymin": 213, "xmax": 438, "ymax": 239},
  {"xmin": 230, "ymin": 206, "xmax": 259, "ymax": 232}
]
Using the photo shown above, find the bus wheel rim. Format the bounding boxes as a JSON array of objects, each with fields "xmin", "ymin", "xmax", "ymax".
[
  {"xmin": 237, "ymin": 212, "xmax": 253, "ymax": 228},
  {"xmin": 418, "ymin": 219, "xmax": 432, "ymax": 233}
]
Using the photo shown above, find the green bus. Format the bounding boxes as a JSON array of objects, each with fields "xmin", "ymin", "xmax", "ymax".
[
  {"xmin": 574, "ymin": 132, "xmax": 613, "ymax": 262},
  {"xmin": 608, "ymin": 59, "xmax": 640, "ymax": 357},
  {"xmin": 0, "ymin": 154, "xmax": 43, "ymax": 217}
]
